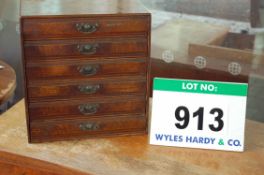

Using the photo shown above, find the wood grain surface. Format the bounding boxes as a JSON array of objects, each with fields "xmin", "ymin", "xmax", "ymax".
[
  {"xmin": 21, "ymin": 0, "xmax": 151, "ymax": 142},
  {"xmin": 0, "ymin": 100, "xmax": 264, "ymax": 175},
  {"xmin": 0, "ymin": 151, "xmax": 89, "ymax": 175},
  {"xmin": 28, "ymin": 97, "xmax": 146, "ymax": 120},
  {"xmin": 0, "ymin": 60, "xmax": 16, "ymax": 105},
  {"xmin": 27, "ymin": 80, "xmax": 146, "ymax": 101},
  {"xmin": 24, "ymin": 37, "xmax": 148, "ymax": 58},
  {"xmin": 22, "ymin": 16, "xmax": 150, "ymax": 40},
  {"xmin": 26, "ymin": 59, "xmax": 147, "ymax": 80}
]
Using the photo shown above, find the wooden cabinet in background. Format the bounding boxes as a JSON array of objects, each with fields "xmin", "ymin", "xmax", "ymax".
[{"xmin": 20, "ymin": 0, "xmax": 151, "ymax": 143}]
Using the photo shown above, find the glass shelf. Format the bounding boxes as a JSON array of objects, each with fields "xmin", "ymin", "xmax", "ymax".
[{"xmin": 140, "ymin": 0, "xmax": 264, "ymax": 122}]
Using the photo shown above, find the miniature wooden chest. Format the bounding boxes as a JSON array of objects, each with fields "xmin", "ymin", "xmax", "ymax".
[{"xmin": 20, "ymin": 0, "xmax": 151, "ymax": 143}]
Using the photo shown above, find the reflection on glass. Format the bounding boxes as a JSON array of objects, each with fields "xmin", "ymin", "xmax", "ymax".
[
  {"xmin": 141, "ymin": 0, "xmax": 264, "ymax": 122},
  {"xmin": 0, "ymin": 0, "xmax": 23, "ymax": 104}
]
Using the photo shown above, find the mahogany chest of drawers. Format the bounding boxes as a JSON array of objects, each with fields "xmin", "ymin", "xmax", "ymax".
[{"xmin": 20, "ymin": 0, "xmax": 151, "ymax": 143}]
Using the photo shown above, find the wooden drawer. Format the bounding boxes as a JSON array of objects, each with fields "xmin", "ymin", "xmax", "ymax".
[
  {"xmin": 30, "ymin": 115, "xmax": 147, "ymax": 143},
  {"xmin": 26, "ymin": 59, "xmax": 147, "ymax": 80},
  {"xmin": 28, "ymin": 80, "xmax": 146, "ymax": 101},
  {"xmin": 188, "ymin": 33, "xmax": 264, "ymax": 77},
  {"xmin": 22, "ymin": 16, "xmax": 150, "ymax": 40},
  {"xmin": 24, "ymin": 37, "xmax": 148, "ymax": 59},
  {"xmin": 29, "ymin": 98, "xmax": 146, "ymax": 121}
]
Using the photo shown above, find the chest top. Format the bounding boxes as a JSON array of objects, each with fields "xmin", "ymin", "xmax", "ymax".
[{"xmin": 20, "ymin": 0, "xmax": 149, "ymax": 17}]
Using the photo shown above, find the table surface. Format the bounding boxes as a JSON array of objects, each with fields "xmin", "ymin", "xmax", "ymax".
[
  {"xmin": 0, "ymin": 60, "xmax": 16, "ymax": 105},
  {"xmin": 0, "ymin": 100, "xmax": 263, "ymax": 175}
]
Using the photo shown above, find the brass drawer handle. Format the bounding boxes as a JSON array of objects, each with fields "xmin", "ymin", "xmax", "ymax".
[
  {"xmin": 79, "ymin": 122, "xmax": 100, "ymax": 131},
  {"xmin": 76, "ymin": 23, "xmax": 99, "ymax": 34},
  {"xmin": 78, "ymin": 104, "xmax": 99, "ymax": 115},
  {"xmin": 78, "ymin": 85, "xmax": 101, "ymax": 94},
  {"xmin": 77, "ymin": 44, "xmax": 99, "ymax": 55},
  {"xmin": 78, "ymin": 65, "xmax": 99, "ymax": 76}
]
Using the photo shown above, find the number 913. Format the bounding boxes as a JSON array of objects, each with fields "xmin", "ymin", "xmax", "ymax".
[{"xmin": 175, "ymin": 106, "xmax": 224, "ymax": 132}]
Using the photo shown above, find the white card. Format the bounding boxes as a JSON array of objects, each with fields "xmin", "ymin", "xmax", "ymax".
[{"xmin": 150, "ymin": 78, "xmax": 248, "ymax": 152}]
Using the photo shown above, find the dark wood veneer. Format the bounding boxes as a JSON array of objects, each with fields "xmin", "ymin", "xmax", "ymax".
[
  {"xmin": 28, "ymin": 81, "xmax": 146, "ymax": 101},
  {"xmin": 30, "ymin": 115, "xmax": 147, "ymax": 143},
  {"xmin": 29, "ymin": 97, "xmax": 146, "ymax": 121},
  {"xmin": 22, "ymin": 16, "xmax": 150, "ymax": 40},
  {"xmin": 24, "ymin": 37, "xmax": 148, "ymax": 58},
  {"xmin": 20, "ymin": 0, "xmax": 151, "ymax": 143},
  {"xmin": 26, "ymin": 59, "xmax": 147, "ymax": 80}
]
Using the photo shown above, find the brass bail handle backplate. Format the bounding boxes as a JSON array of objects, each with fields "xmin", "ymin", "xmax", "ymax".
[{"xmin": 76, "ymin": 23, "xmax": 99, "ymax": 34}]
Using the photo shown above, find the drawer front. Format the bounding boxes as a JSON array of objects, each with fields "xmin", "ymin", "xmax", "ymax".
[
  {"xmin": 22, "ymin": 16, "xmax": 150, "ymax": 40},
  {"xmin": 26, "ymin": 60, "xmax": 146, "ymax": 80},
  {"xmin": 29, "ymin": 98, "xmax": 146, "ymax": 121},
  {"xmin": 28, "ymin": 81, "xmax": 146, "ymax": 101},
  {"xmin": 30, "ymin": 116, "xmax": 147, "ymax": 142},
  {"xmin": 24, "ymin": 38, "xmax": 148, "ymax": 58}
]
